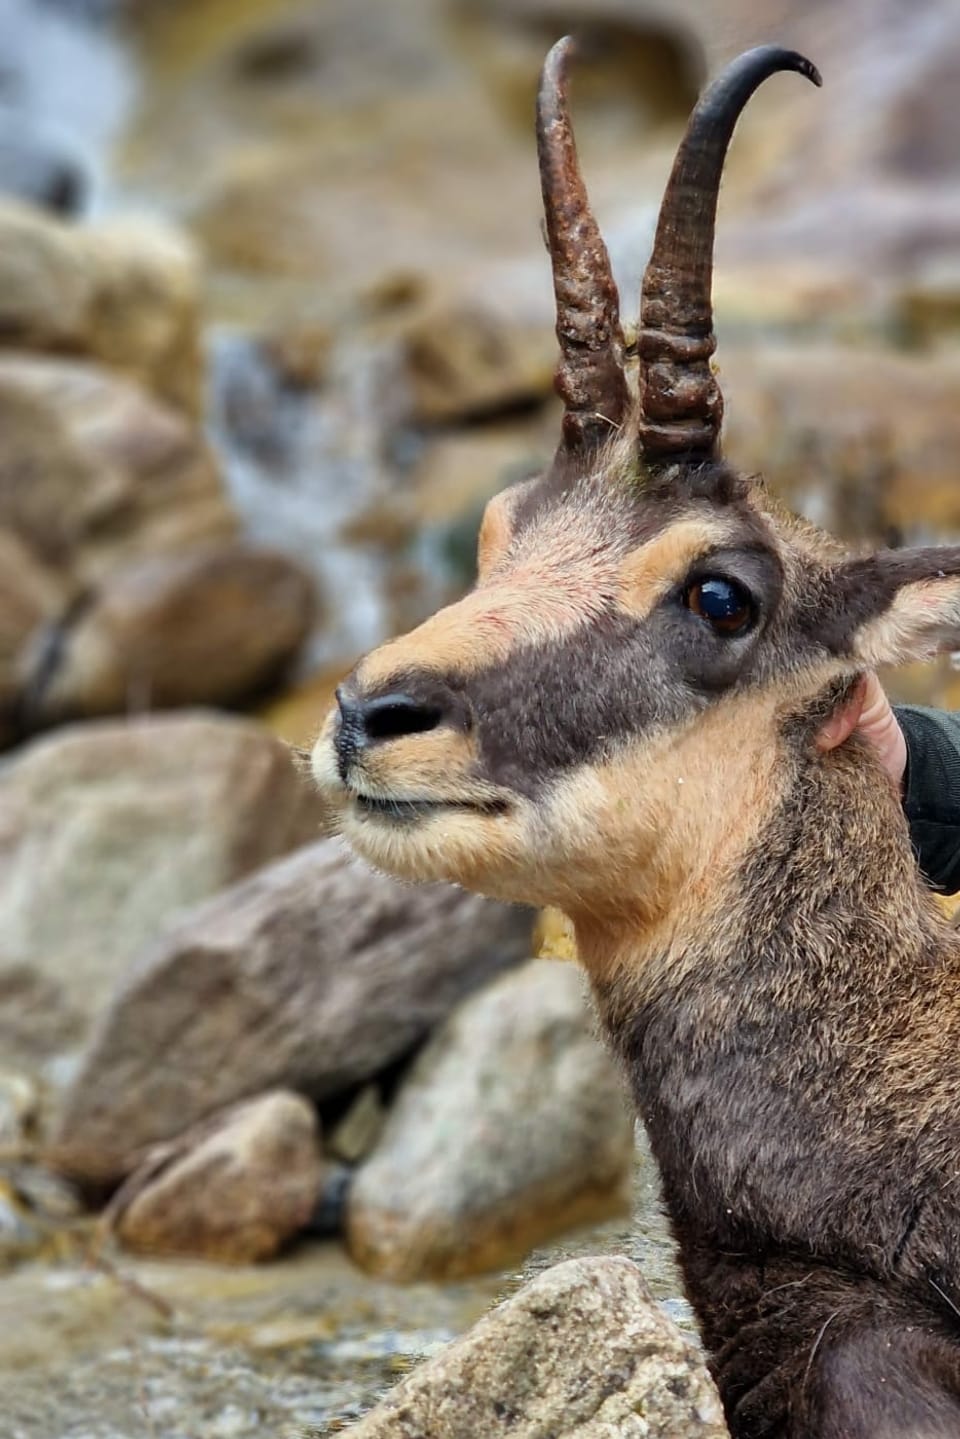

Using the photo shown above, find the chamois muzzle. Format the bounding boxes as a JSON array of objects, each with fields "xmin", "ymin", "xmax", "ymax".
[{"xmin": 334, "ymin": 681, "xmax": 469, "ymax": 780}]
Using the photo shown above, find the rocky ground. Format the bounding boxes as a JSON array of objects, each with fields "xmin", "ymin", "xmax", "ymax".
[{"xmin": 0, "ymin": 0, "xmax": 958, "ymax": 1434}]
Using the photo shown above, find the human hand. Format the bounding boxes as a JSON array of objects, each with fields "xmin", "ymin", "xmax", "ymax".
[{"xmin": 817, "ymin": 672, "xmax": 907, "ymax": 792}]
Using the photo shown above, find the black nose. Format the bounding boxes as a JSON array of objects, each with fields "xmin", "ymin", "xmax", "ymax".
[{"xmin": 335, "ymin": 685, "xmax": 465, "ymax": 780}]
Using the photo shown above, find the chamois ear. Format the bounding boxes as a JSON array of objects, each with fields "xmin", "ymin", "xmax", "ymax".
[{"xmin": 826, "ymin": 548, "xmax": 960, "ymax": 668}]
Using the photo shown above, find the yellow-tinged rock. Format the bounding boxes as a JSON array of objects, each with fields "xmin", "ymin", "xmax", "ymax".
[{"xmin": 534, "ymin": 908, "xmax": 579, "ymax": 963}]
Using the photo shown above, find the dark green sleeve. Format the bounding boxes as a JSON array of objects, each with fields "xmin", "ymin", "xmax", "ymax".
[{"xmin": 895, "ymin": 706, "xmax": 960, "ymax": 893}]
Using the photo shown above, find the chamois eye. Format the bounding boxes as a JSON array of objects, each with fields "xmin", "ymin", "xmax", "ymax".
[{"xmin": 684, "ymin": 577, "xmax": 754, "ymax": 634}]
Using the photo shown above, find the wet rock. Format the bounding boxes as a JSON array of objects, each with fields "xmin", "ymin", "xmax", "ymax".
[
  {"xmin": 347, "ymin": 960, "xmax": 633, "ymax": 1281},
  {"xmin": 27, "ymin": 544, "xmax": 315, "ymax": 722},
  {"xmin": 0, "ymin": 200, "xmax": 203, "ymax": 412},
  {"xmin": 0, "ymin": 714, "xmax": 324, "ymax": 1069},
  {"xmin": 400, "ymin": 303, "xmax": 553, "ymax": 426},
  {"xmin": 109, "ymin": 1091, "xmax": 323, "ymax": 1263},
  {"xmin": 53, "ymin": 840, "xmax": 532, "ymax": 1185},
  {"xmin": 0, "ymin": 354, "xmax": 234, "ymax": 585},
  {"xmin": 338, "ymin": 1255, "xmax": 725, "ymax": 1437}
]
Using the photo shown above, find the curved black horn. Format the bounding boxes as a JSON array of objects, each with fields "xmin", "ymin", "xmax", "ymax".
[
  {"xmin": 537, "ymin": 36, "xmax": 629, "ymax": 454},
  {"xmin": 638, "ymin": 45, "xmax": 821, "ymax": 464}
]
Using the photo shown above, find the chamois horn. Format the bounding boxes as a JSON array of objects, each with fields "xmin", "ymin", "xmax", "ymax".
[
  {"xmin": 638, "ymin": 45, "xmax": 821, "ymax": 463},
  {"xmin": 537, "ymin": 36, "xmax": 629, "ymax": 454}
]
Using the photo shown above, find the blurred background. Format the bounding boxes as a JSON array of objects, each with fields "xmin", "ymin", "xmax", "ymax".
[{"xmin": 1, "ymin": 0, "xmax": 959, "ymax": 1435}]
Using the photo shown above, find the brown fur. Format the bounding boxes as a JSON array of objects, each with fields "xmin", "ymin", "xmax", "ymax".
[
  {"xmin": 311, "ymin": 40, "xmax": 960, "ymax": 1439},
  {"xmin": 314, "ymin": 441, "xmax": 960, "ymax": 1435}
]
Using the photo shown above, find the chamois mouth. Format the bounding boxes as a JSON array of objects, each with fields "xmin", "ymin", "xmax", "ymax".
[{"xmin": 353, "ymin": 793, "xmax": 507, "ymax": 825}]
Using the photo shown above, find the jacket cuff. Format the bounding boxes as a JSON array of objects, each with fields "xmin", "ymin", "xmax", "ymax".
[{"xmin": 895, "ymin": 704, "xmax": 960, "ymax": 893}]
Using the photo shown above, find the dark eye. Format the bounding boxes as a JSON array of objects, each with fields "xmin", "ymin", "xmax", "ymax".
[{"xmin": 683, "ymin": 577, "xmax": 754, "ymax": 635}]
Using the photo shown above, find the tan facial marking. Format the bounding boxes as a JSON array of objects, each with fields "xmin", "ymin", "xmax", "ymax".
[
  {"xmin": 538, "ymin": 690, "xmax": 788, "ymax": 978},
  {"xmin": 356, "ymin": 509, "xmax": 620, "ymax": 689},
  {"xmin": 617, "ymin": 519, "xmax": 734, "ymax": 619},
  {"xmin": 477, "ymin": 484, "xmax": 529, "ymax": 580}
]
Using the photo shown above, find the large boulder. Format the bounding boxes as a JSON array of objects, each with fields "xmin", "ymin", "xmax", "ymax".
[
  {"xmin": 0, "ymin": 354, "xmax": 234, "ymax": 585},
  {"xmin": 27, "ymin": 544, "xmax": 315, "ymax": 722},
  {"xmin": 338, "ymin": 1255, "xmax": 725, "ymax": 1438},
  {"xmin": 0, "ymin": 200, "xmax": 203, "ymax": 413},
  {"xmin": 346, "ymin": 960, "xmax": 634, "ymax": 1280},
  {"xmin": 107, "ymin": 1090, "xmax": 323, "ymax": 1263},
  {"xmin": 0, "ymin": 714, "xmax": 325, "ymax": 1070},
  {"xmin": 52, "ymin": 841, "xmax": 532, "ymax": 1184}
]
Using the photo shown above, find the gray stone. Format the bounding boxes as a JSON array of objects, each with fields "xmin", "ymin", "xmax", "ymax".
[
  {"xmin": 347, "ymin": 960, "xmax": 634, "ymax": 1280},
  {"xmin": 339, "ymin": 1255, "xmax": 726, "ymax": 1437},
  {"xmin": 0, "ymin": 714, "xmax": 325, "ymax": 1070},
  {"xmin": 52, "ymin": 841, "xmax": 532, "ymax": 1184},
  {"xmin": 327, "ymin": 1085, "xmax": 386, "ymax": 1165}
]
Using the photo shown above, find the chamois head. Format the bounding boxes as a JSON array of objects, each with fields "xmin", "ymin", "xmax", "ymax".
[{"xmin": 312, "ymin": 42, "xmax": 960, "ymax": 923}]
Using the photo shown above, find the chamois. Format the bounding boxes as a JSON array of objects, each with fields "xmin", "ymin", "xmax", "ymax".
[{"xmin": 312, "ymin": 40, "xmax": 960, "ymax": 1438}]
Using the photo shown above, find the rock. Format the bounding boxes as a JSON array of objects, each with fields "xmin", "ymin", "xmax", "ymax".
[
  {"xmin": 79, "ymin": 218, "xmax": 204, "ymax": 416},
  {"xmin": 0, "ymin": 353, "xmax": 235, "ymax": 584},
  {"xmin": 720, "ymin": 343, "xmax": 960, "ymax": 546},
  {"xmin": 0, "ymin": 200, "xmax": 203, "ymax": 412},
  {"xmin": 108, "ymin": 1091, "xmax": 323, "ymax": 1263},
  {"xmin": 52, "ymin": 840, "xmax": 532, "ymax": 1185},
  {"xmin": 0, "ymin": 1182, "xmax": 47, "ymax": 1269},
  {"xmin": 338, "ymin": 1255, "xmax": 725, "ymax": 1438},
  {"xmin": 533, "ymin": 907, "xmax": 579, "ymax": 962},
  {"xmin": 0, "ymin": 527, "xmax": 67, "ymax": 742},
  {"xmin": 896, "ymin": 256, "xmax": 960, "ymax": 343},
  {"xmin": 27, "ymin": 544, "xmax": 315, "ymax": 722},
  {"xmin": 6, "ymin": 1164, "xmax": 82, "ymax": 1224},
  {"xmin": 400, "ymin": 303, "xmax": 553, "ymax": 426},
  {"xmin": 346, "ymin": 960, "xmax": 633, "ymax": 1281},
  {"xmin": 327, "ymin": 1085, "xmax": 386, "ymax": 1165},
  {"xmin": 0, "ymin": 713, "xmax": 325, "ymax": 1070},
  {"xmin": 0, "ymin": 1072, "xmax": 39, "ymax": 1149}
]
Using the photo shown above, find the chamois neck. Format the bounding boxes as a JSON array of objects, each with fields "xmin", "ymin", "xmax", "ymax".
[
  {"xmin": 576, "ymin": 734, "xmax": 940, "ymax": 1009},
  {"xmin": 576, "ymin": 736, "xmax": 960, "ymax": 1382},
  {"xmin": 578, "ymin": 733, "xmax": 959, "ymax": 1263}
]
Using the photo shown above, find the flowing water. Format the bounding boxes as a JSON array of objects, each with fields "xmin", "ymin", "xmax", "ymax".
[{"xmin": 2, "ymin": 1143, "xmax": 686, "ymax": 1438}]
